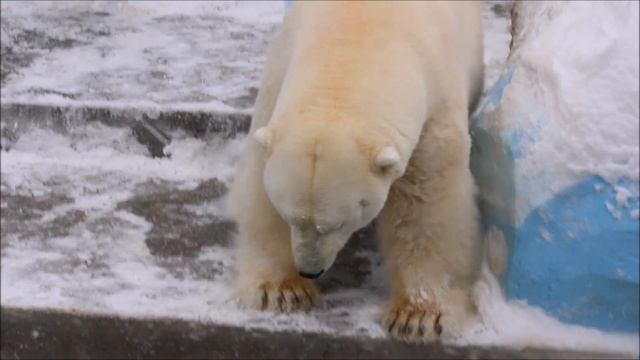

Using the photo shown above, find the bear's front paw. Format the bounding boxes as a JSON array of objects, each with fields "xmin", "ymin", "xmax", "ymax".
[
  {"xmin": 380, "ymin": 297, "xmax": 444, "ymax": 343},
  {"xmin": 236, "ymin": 277, "xmax": 318, "ymax": 312}
]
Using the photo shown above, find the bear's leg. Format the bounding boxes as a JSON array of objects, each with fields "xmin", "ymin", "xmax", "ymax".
[
  {"xmin": 377, "ymin": 108, "xmax": 481, "ymax": 342},
  {"xmin": 230, "ymin": 149, "xmax": 318, "ymax": 312},
  {"xmin": 228, "ymin": 20, "xmax": 317, "ymax": 312}
]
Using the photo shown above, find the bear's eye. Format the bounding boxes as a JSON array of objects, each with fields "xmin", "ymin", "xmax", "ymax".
[{"xmin": 359, "ymin": 199, "xmax": 370, "ymax": 208}]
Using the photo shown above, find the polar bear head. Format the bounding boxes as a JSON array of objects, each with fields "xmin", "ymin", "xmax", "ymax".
[{"xmin": 253, "ymin": 122, "xmax": 405, "ymax": 278}]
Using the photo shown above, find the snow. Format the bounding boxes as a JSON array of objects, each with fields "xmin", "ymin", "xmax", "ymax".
[
  {"xmin": 481, "ymin": 2, "xmax": 512, "ymax": 91},
  {"xmin": 539, "ymin": 228, "xmax": 552, "ymax": 243},
  {"xmin": 495, "ymin": 1, "xmax": 639, "ymax": 223},
  {"xmin": 0, "ymin": 1, "xmax": 285, "ymax": 111},
  {"xmin": 606, "ymin": 201, "xmax": 623, "ymax": 220},
  {"xmin": 472, "ymin": 0, "xmax": 639, "ymax": 336},
  {"xmin": 1, "ymin": 0, "xmax": 638, "ymax": 356},
  {"xmin": 615, "ymin": 185, "xmax": 634, "ymax": 208},
  {"xmin": 466, "ymin": 265, "xmax": 638, "ymax": 352},
  {"xmin": 2, "ymin": 124, "xmax": 243, "ymax": 187}
]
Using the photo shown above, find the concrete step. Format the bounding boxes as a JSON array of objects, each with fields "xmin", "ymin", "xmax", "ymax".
[
  {"xmin": 1, "ymin": 102, "xmax": 251, "ymax": 154},
  {"xmin": 1, "ymin": 307, "xmax": 629, "ymax": 360}
]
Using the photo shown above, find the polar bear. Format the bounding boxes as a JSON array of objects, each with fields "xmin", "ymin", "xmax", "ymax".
[{"xmin": 228, "ymin": 1, "xmax": 483, "ymax": 342}]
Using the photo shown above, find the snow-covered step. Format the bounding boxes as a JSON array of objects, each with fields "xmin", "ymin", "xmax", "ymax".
[
  {"xmin": 0, "ymin": 1, "xmax": 282, "ymax": 111},
  {"xmin": 0, "ymin": 103, "xmax": 251, "ymax": 153}
]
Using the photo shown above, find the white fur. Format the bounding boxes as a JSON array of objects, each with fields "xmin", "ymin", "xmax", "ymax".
[{"xmin": 228, "ymin": 1, "xmax": 484, "ymax": 341}]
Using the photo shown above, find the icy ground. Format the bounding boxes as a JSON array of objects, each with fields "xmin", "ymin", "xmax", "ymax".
[
  {"xmin": 0, "ymin": 1, "xmax": 637, "ymax": 355},
  {"xmin": 1, "ymin": 1, "xmax": 282, "ymax": 112}
]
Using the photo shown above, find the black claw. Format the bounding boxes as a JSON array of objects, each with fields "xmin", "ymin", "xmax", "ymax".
[
  {"xmin": 404, "ymin": 326, "xmax": 413, "ymax": 336},
  {"xmin": 417, "ymin": 313, "xmax": 426, "ymax": 337},
  {"xmin": 261, "ymin": 290, "xmax": 268, "ymax": 310},
  {"xmin": 302, "ymin": 288, "xmax": 314, "ymax": 306},
  {"xmin": 388, "ymin": 312, "xmax": 400, "ymax": 333},
  {"xmin": 401, "ymin": 311, "xmax": 414, "ymax": 335},
  {"xmin": 277, "ymin": 291, "xmax": 285, "ymax": 311},
  {"xmin": 434, "ymin": 312, "xmax": 443, "ymax": 336},
  {"xmin": 291, "ymin": 291, "xmax": 300, "ymax": 305}
]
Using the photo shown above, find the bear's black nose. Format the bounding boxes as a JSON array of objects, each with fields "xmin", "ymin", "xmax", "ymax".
[{"xmin": 298, "ymin": 269, "xmax": 324, "ymax": 279}]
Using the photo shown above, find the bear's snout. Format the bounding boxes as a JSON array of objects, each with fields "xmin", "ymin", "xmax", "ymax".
[
  {"xmin": 293, "ymin": 253, "xmax": 325, "ymax": 279},
  {"xmin": 298, "ymin": 269, "xmax": 325, "ymax": 279}
]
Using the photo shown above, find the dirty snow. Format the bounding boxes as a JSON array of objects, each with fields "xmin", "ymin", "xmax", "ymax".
[
  {"xmin": 0, "ymin": 1, "xmax": 285, "ymax": 111},
  {"xmin": 495, "ymin": 1, "xmax": 640, "ymax": 223}
]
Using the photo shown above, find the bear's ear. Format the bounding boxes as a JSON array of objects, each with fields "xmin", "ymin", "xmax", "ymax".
[
  {"xmin": 373, "ymin": 146, "xmax": 400, "ymax": 173},
  {"xmin": 253, "ymin": 127, "xmax": 272, "ymax": 150}
]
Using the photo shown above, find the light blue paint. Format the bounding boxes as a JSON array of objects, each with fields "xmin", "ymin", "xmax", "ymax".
[
  {"xmin": 471, "ymin": 64, "xmax": 515, "ymax": 125},
  {"xmin": 507, "ymin": 177, "xmax": 639, "ymax": 333},
  {"xmin": 505, "ymin": 127, "xmax": 526, "ymax": 159},
  {"xmin": 504, "ymin": 115, "xmax": 546, "ymax": 160},
  {"xmin": 471, "ymin": 67, "xmax": 519, "ymax": 288}
]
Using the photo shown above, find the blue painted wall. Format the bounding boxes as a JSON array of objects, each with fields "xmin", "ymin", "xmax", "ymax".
[
  {"xmin": 508, "ymin": 177, "xmax": 639, "ymax": 333},
  {"xmin": 471, "ymin": 68, "xmax": 639, "ymax": 334}
]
